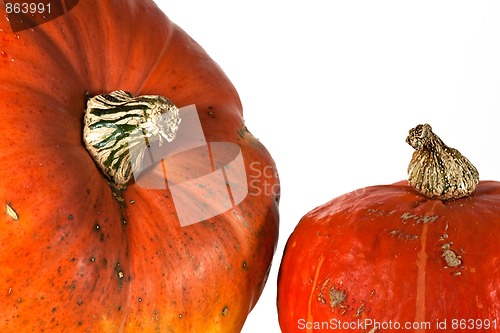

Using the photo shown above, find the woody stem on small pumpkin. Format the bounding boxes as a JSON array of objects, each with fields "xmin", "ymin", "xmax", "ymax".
[
  {"xmin": 406, "ymin": 124, "xmax": 479, "ymax": 200},
  {"xmin": 83, "ymin": 90, "xmax": 181, "ymax": 190}
]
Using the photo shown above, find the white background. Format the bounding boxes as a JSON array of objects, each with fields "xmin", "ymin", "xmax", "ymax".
[{"xmin": 156, "ymin": 1, "xmax": 500, "ymax": 332}]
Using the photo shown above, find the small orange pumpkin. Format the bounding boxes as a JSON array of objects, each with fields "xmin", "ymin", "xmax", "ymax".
[{"xmin": 278, "ymin": 124, "xmax": 498, "ymax": 333}]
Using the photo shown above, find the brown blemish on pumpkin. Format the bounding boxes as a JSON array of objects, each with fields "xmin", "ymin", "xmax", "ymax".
[
  {"xmin": 237, "ymin": 126, "xmax": 249, "ymax": 139},
  {"xmin": 222, "ymin": 306, "xmax": 229, "ymax": 316},
  {"xmin": 5, "ymin": 203, "xmax": 18, "ymax": 220},
  {"xmin": 439, "ymin": 233, "xmax": 449, "ymax": 241},
  {"xmin": 442, "ymin": 243, "xmax": 462, "ymax": 268},
  {"xmin": 400, "ymin": 212, "xmax": 438, "ymax": 224},
  {"xmin": 68, "ymin": 281, "xmax": 77, "ymax": 290},
  {"xmin": 93, "ymin": 224, "xmax": 106, "ymax": 241},
  {"xmin": 355, "ymin": 302, "xmax": 365, "ymax": 316},
  {"xmin": 367, "ymin": 208, "xmax": 398, "ymax": 217},
  {"xmin": 208, "ymin": 110, "xmax": 216, "ymax": 118},
  {"xmin": 317, "ymin": 279, "xmax": 328, "ymax": 304},
  {"xmin": 115, "ymin": 263, "xmax": 125, "ymax": 287},
  {"xmin": 108, "ymin": 183, "xmax": 125, "ymax": 203},
  {"xmin": 390, "ymin": 229, "xmax": 419, "ymax": 240},
  {"xmin": 329, "ymin": 287, "xmax": 346, "ymax": 309},
  {"xmin": 101, "ymin": 258, "xmax": 108, "ymax": 267}
]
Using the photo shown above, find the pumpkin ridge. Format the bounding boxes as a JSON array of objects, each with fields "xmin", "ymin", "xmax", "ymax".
[
  {"xmin": 306, "ymin": 255, "xmax": 325, "ymax": 328},
  {"xmin": 415, "ymin": 222, "xmax": 429, "ymax": 326},
  {"xmin": 135, "ymin": 23, "xmax": 178, "ymax": 95}
]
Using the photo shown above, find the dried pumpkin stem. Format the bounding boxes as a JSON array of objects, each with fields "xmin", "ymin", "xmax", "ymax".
[
  {"xmin": 406, "ymin": 124, "xmax": 479, "ymax": 200},
  {"xmin": 83, "ymin": 90, "xmax": 181, "ymax": 189}
]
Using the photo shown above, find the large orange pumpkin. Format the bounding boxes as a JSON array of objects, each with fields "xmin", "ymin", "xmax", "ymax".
[
  {"xmin": 0, "ymin": 1, "xmax": 279, "ymax": 332},
  {"xmin": 278, "ymin": 125, "xmax": 499, "ymax": 332}
]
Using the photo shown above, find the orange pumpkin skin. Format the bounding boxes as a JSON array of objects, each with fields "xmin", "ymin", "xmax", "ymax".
[
  {"xmin": 278, "ymin": 181, "xmax": 499, "ymax": 333},
  {"xmin": 0, "ymin": 1, "xmax": 279, "ymax": 332}
]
